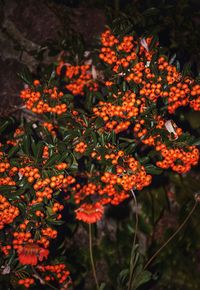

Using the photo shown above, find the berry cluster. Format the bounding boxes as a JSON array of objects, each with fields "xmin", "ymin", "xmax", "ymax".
[
  {"xmin": 0, "ymin": 161, "xmax": 10, "ymax": 173},
  {"xmin": 156, "ymin": 144, "xmax": 199, "ymax": 173},
  {"xmin": 100, "ymin": 30, "xmax": 155, "ymax": 73},
  {"xmin": 0, "ymin": 143, "xmax": 72, "ymax": 288},
  {"xmin": 0, "ymin": 195, "xmax": 19, "ymax": 229},
  {"xmin": 101, "ymin": 155, "xmax": 152, "ymax": 191},
  {"xmin": 38, "ymin": 264, "xmax": 71, "ymax": 286},
  {"xmin": 74, "ymin": 141, "xmax": 88, "ymax": 153},
  {"xmin": 43, "ymin": 122, "xmax": 57, "ymax": 136},
  {"xmin": 20, "ymin": 83, "xmax": 67, "ymax": 115},
  {"xmin": 93, "ymin": 91, "xmax": 139, "ymax": 133},
  {"xmin": 19, "ymin": 166, "xmax": 40, "ymax": 183},
  {"xmin": 18, "ymin": 278, "xmax": 35, "ymax": 288},
  {"xmin": 98, "ymin": 29, "xmax": 200, "ymax": 121},
  {"xmin": 57, "ymin": 62, "xmax": 98, "ymax": 95}
]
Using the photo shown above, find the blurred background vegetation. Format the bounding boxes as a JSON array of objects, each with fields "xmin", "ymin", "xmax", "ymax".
[{"xmin": 0, "ymin": 0, "xmax": 200, "ymax": 289}]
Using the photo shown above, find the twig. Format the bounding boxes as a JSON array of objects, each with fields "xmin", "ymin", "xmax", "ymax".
[
  {"xmin": 127, "ymin": 189, "xmax": 139, "ymax": 290},
  {"xmin": 31, "ymin": 267, "xmax": 58, "ymax": 290},
  {"xmin": 89, "ymin": 224, "xmax": 100, "ymax": 290},
  {"xmin": 144, "ymin": 200, "xmax": 198, "ymax": 270}
]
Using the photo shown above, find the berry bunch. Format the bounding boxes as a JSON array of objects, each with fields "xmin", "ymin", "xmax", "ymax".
[
  {"xmin": 0, "ymin": 195, "xmax": 19, "ymax": 229},
  {"xmin": 18, "ymin": 278, "xmax": 35, "ymax": 288},
  {"xmin": 38, "ymin": 263, "xmax": 71, "ymax": 287},
  {"xmin": 20, "ymin": 83, "xmax": 67, "ymax": 115},
  {"xmin": 74, "ymin": 141, "xmax": 88, "ymax": 153},
  {"xmin": 57, "ymin": 63, "xmax": 98, "ymax": 95},
  {"xmin": 156, "ymin": 144, "xmax": 199, "ymax": 173}
]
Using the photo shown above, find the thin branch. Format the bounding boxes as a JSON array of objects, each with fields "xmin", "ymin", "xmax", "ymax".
[
  {"xmin": 31, "ymin": 267, "xmax": 58, "ymax": 290},
  {"xmin": 144, "ymin": 201, "xmax": 198, "ymax": 270},
  {"xmin": 89, "ymin": 223, "xmax": 100, "ymax": 290},
  {"xmin": 127, "ymin": 189, "xmax": 139, "ymax": 290}
]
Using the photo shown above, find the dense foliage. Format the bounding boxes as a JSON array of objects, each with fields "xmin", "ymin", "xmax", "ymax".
[{"xmin": 0, "ymin": 21, "xmax": 199, "ymax": 290}]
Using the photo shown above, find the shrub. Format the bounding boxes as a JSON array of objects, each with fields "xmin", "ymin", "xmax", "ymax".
[{"xmin": 0, "ymin": 26, "xmax": 199, "ymax": 289}]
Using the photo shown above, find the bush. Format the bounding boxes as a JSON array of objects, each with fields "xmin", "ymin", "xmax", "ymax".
[{"xmin": 0, "ymin": 25, "xmax": 199, "ymax": 290}]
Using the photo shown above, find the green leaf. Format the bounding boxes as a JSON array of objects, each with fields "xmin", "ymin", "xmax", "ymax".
[
  {"xmin": 134, "ymin": 270, "xmax": 152, "ymax": 289},
  {"xmin": 111, "ymin": 130, "xmax": 116, "ymax": 144},
  {"xmin": 143, "ymin": 7, "xmax": 160, "ymax": 16},
  {"xmin": 140, "ymin": 156, "xmax": 150, "ymax": 164},
  {"xmin": 96, "ymin": 147, "xmax": 108, "ymax": 156},
  {"xmin": 190, "ymin": 138, "xmax": 200, "ymax": 146},
  {"xmin": 95, "ymin": 117, "xmax": 104, "ymax": 129},
  {"xmin": 17, "ymin": 202, "xmax": 26, "ymax": 212},
  {"xmin": 119, "ymin": 137, "xmax": 135, "ymax": 143},
  {"xmin": 122, "ymin": 81, "xmax": 127, "ymax": 92},
  {"xmin": 11, "ymin": 187, "xmax": 29, "ymax": 197},
  {"xmin": 0, "ymin": 185, "xmax": 17, "ymax": 193},
  {"xmin": 46, "ymin": 219, "xmax": 65, "ymax": 226},
  {"xmin": 145, "ymin": 164, "xmax": 163, "ymax": 175},
  {"xmin": 100, "ymin": 133, "xmax": 106, "ymax": 146},
  {"xmin": 35, "ymin": 141, "xmax": 44, "ymax": 163},
  {"xmin": 182, "ymin": 62, "xmax": 192, "ymax": 77},
  {"xmin": 46, "ymin": 206, "xmax": 54, "ymax": 216},
  {"xmin": 63, "ymin": 130, "xmax": 80, "ymax": 141},
  {"xmin": 118, "ymin": 269, "xmax": 129, "ymax": 286},
  {"xmin": 99, "ymin": 283, "xmax": 106, "ymax": 290},
  {"xmin": 125, "ymin": 143, "xmax": 137, "ymax": 154},
  {"xmin": 169, "ymin": 53, "xmax": 176, "ymax": 65},
  {"xmin": 176, "ymin": 60, "xmax": 180, "ymax": 71},
  {"xmin": 70, "ymin": 157, "xmax": 78, "ymax": 171},
  {"xmin": 57, "ymin": 141, "xmax": 67, "ymax": 153},
  {"xmin": 91, "ymin": 131, "xmax": 97, "ymax": 144},
  {"xmin": 29, "ymin": 203, "xmax": 44, "ymax": 212},
  {"xmin": 0, "ymin": 120, "xmax": 9, "ymax": 134},
  {"xmin": 7, "ymin": 145, "xmax": 19, "ymax": 158},
  {"xmin": 83, "ymin": 128, "xmax": 93, "ymax": 137},
  {"xmin": 22, "ymin": 135, "xmax": 31, "ymax": 156},
  {"xmin": 149, "ymin": 35, "xmax": 159, "ymax": 51},
  {"xmin": 82, "ymin": 114, "xmax": 88, "ymax": 127},
  {"xmin": 43, "ymin": 154, "xmax": 61, "ymax": 168},
  {"xmin": 17, "ymin": 67, "xmax": 32, "ymax": 85}
]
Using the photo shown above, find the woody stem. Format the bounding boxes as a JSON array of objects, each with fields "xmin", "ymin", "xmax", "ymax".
[
  {"xmin": 89, "ymin": 223, "xmax": 100, "ymax": 290},
  {"xmin": 144, "ymin": 200, "xmax": 198, "ymax": 270},
  {"xmin": 127, "ymin": 190, "xmax": 139, "ymax": 290},
  {"xmin": 31, "ymin": 267, "xmax": 57, "ymax": 290}
]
